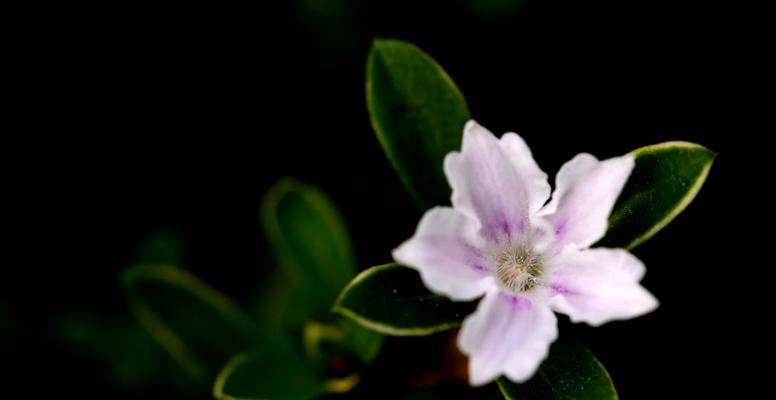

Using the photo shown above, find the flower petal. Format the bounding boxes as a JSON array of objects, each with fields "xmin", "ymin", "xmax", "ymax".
[
  {"xmin": 458, "ymin": 288, "xmax": 558, "ymax": 385},
  {"xmin": 499, "ymin": 132, "xmax": 551, "ymax": 215},
  {"xmin": 393, "ymin": 207, "xmax": 493, "ymax": 301},
  {"xmin": 547, "ymin": 247, "xmax": 658, "ymax": 326},
  {"xmin": 541, "ymin": 153, "xmax": 634, "ymax": 248},
  {"xmin": 444, "ymin": 121, "xmax": 545, "ymax": 243}
]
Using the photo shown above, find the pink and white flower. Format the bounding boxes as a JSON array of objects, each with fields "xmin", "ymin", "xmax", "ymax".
[{"xmin": 393, "ymin": 121, "xmax": 658, "ymax": 385}]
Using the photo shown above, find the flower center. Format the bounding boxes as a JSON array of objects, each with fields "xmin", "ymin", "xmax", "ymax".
[{"xmin": 493, "ymin": 243, "xmax": 543, "ymax": 293}]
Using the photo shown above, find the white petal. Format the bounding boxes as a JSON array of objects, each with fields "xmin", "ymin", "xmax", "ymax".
[
  {"xmin": 393, "ymin": 207, "xmax": 494, "ymax": 301},
  {"xmin": 547, "ymin": 247, "xmax": 658, "ymax": 326},
  {"xmin": 458, "ymin": 287, "xmax": 558, "ymax": 386},
  {"xmin": 539, "ymin": 153, "xmax": 598, "ymax": 216},
  {"xmin": 444, "ymin": 121, "xmax": 544, "ymax": 243},
  {"xmin": 541, "ymin": 153, "xmax": 634, "ymax": 248},
  {"xmin": 499, "ymin": 133, "xmax": 551, "ymax": 215}
]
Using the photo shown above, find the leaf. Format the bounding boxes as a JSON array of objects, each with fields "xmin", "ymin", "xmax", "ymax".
[
  {"xmin": 338, "ymin": 318, "xmax": 384, "ymax": 364},
  {"xmin": 123, "ymin": 264, "xmax": 262, "ymax": 383},
  {"xmin": 333, "ymin": 263, "xmax": 477, "ymax": 335},
  {"xmin": 214, "ymin": 320, "xmax": 369, "ymax": 400},
  {"xmin": 366, "ymin": 38, "xmax": 471, "ymax": 209},
  {"xmin": 262, "ymin": 178, "xmax": 357, "ymax": 321},
  {"xmin": 303, "ymin": 318, "xmax": 384, "ymax": 367},
  {"xmin": 54, "ymin": 313, "xmax": 206, "ymax": 398},
  {"xmin": 213, "ymin": 346, "xmax": 325, "ymax": 400},
  {"xmin": 497, "ymin": 338, "xmax": 617, "ymax": 400},
  {"xmin": 54, "ymin": 313, "xmax": 165, "ymax": 387},
  {"xmin": 598, "ymin": 141, "xmax": 716, "ymax": 249},
  {"xmin": 261, "ymin": 178, "xmax": 383, "ymax": 365}
]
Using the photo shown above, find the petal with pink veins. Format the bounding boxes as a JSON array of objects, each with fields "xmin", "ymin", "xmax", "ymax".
[
  {"xmin": 393, "ymin": 207, "xmax": 493, "ymax": 301},
  {"xmin": 498, "ymin": 132, "xmax": 551, "ymax": 216},
  {"xmin": 547, "ymin": 246, "xmax": 658, "ymax": 327},
  {"xmin": 541, "ymin": 153, "xmax": 634, "ymax": 248},
  {"xmin": 444, "ymin": 121, "xmax": 547, "ymax": 243},
  {"xmin": 458, "ymin": 287, "xmax": 558, "ymax": 385}
]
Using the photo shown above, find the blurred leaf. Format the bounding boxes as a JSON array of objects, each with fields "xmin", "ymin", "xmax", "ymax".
[
  {"xmin": 255, "ymin": 267, "xmax": 310, "ymax": 330},
  {"xmin": 303, "ymin": 320, "xmax": 346, "ymax": 366},
  {"xmin": 338, "ymin": 318, "xmax": 384, "ymax": 364},
  {"xmin": 134, "ymin": 228, "xmax": 186, "ymax": 267},
  {"xmin": 366, "ymin": 39, "xmax": 471, "ymax": 209},
  {"xmin": 54, "ymin": 313, "xmax": 206, "ymax": 398},
  {"xmin": 262, "ymin": 178, "xmax": 384, "ymax": 368},
  {"xmin": 213, "ymin": 346, "xmax": 325, "ymax": 400},
  {"xmin": 334, "ymin": 263, "xmax": 477, "ymax": 335},
  {"xmin": 262, "ymin": 178, "xmax": 357, "ymax": 321},
  {"xmin": 54, "ymin": 313, "xmax": 165, "ymax": 387},
  {"xmin": 123, "ymin": 264, "xmax": 262, "ymax": 383},
  {"xmin": 497, "ymin": 338, "xmax": 617, "ymax": 400},
  {"xmin": 598, "ymin": 141, "xmax": 715, "ymax": 249},
  {"xmin": 304, "ymin": 317, "xmax": 384, "ymax": 368},
  {"xmin": 214, "ymin": 315, "xmax": 374, "ymax": 400}
]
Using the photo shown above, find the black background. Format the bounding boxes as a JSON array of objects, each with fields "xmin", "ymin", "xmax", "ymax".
[{"xmin": 5, "ymin": 0, "xmax": 764, "ymax": 398}]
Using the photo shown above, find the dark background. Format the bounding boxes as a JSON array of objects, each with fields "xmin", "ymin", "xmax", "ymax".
[{"xmin": 5, "ymin": 0, "xmax": 763, "ymax": 398}]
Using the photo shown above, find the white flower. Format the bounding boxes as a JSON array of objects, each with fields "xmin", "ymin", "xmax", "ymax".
[{"xmin": 393, "ymin": 120, "xmax": 658, "ymax": 386}]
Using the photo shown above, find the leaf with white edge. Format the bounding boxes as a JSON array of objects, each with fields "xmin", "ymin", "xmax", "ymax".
[
  {"xmin": 213, "ymin": 347, "xmax": 325, "ymax": 400},
  {"xmin": 333, "ymin": 263, "xmax": 477, "ymax": 336},
  {"xmin": 123, "ymin": 264, "xmax": 262, "ymax": 382},
  {"xmin": 367, "ymin": 38, "xmax": 471, "ymax": 209},
  {"xmin": 497, "ymin": 338, "xmax": 617, "ymax": 400},
  {"xmin": 262, "ymin": 178, "xmax": 357, "ymax": 321},
  {"xmin": 598, "ymin": 141, "xmax": 715, "ymax": 249}
]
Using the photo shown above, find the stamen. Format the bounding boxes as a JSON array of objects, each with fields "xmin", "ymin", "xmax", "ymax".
[{"xmin": 493, "ymin": 242, "xmax": 543, "ymax": 293}]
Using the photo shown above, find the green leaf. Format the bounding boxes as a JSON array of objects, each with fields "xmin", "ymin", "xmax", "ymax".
[
  {"xmin": 213, "ymin": 346, "xmax": 325, "ymax": 400},
  {"xmin": 214, "ymin": 319, "xmax": 370, "ymax": 400},
  {"xmin": 338, "ymin": 318, "xmax": 384, "ymax": 364},
  {"xmin": 333, "ymin": 263, "xmax": 477, "ymax": 335},
  {"xmin": 367, "ymin": 39, "xmax": 471, "ymax": 209},
  {"xmin": 260, "ymin": 178, "xmax": 384, "ymax": 370},
  {"xmin": 497, "ymin": 338, "xmax": 617, "ymax": 400},
  {"xmin": 53, "ymin": 313, "xmax": 206, "ymax": 398},
  {"xmin": 123, "ymin": 264, "xmax": 262, "ymax": 383},
  {"xmin": 303, "ymin": 317, "xmax": 384, "ymax": 367},
  {"xmin": 598, "ymin": 141, "xmax": 716, "ymax": 249},
  {"xmin": 54, "ymin": 313, "xmax": 165, "ymax": 388},
  {"xmin": 262, "ymin": 178, "xmax": 357, "ymax": 321}
]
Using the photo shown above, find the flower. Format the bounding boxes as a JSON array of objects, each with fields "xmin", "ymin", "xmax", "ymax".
[{"xmin": 393, "ymin": 120, "xmax": 658, "ymax": 385}]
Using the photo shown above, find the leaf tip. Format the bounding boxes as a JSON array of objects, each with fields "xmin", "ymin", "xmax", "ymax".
[
  {"xmin": 370, "ymin": 37, "xmax": 404, "ymax": 49},
  {"xmin": 633, "ymin": 140, "xmax": 716, "ymax": 161}
]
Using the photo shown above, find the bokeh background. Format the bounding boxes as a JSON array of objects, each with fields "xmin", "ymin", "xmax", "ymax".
[{"xmin": 6, "ymin": 0, "xmax": 759, "ymax": 398}]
